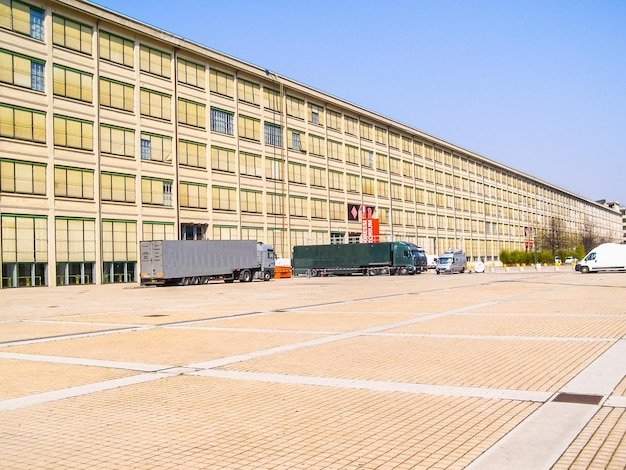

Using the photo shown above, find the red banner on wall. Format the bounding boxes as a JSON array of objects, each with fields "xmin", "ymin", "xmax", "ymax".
[{"xmin": 361, "ymin": 218, "xmax": 380, "ymax": 243}]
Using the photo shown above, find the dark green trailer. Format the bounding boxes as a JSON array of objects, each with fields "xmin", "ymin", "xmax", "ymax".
[{"xmin": 292, "ymin": 242, "xmax": 416, "ymax": 276}]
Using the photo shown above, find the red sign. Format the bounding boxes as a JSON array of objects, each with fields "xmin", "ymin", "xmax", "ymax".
[{"xmin": 362, "ymin": 218, "xmax": 380, "ymax": 243}]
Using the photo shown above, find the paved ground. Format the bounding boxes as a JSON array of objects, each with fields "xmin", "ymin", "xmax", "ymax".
[{"xmin": 0, "ymin": 267, "xmax": 625, "ymax": 469}]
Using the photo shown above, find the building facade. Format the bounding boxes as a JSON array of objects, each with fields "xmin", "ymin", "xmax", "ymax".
[{"xmin": 0, "ymin": 0, "xmax": 622, "ymax": 287}]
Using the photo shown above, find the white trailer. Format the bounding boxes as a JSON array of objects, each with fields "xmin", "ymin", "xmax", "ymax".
[
  {"xmin": 576, "ymin": 243, "xmax": 626, "ymax": 273},
  {"xmin": 139, "ymin": 240, "xmax": 275, "ymax": 286}
]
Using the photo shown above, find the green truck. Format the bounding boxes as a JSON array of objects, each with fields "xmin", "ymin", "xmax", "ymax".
[{"xmin": 292, "ymin": 242, "xmax": 416, "ymax": 276}]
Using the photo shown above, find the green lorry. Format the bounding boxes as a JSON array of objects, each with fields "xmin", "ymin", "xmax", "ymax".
[{"xmin": 292, "ymin": 242, "xmax": 416, "ymax": 276}]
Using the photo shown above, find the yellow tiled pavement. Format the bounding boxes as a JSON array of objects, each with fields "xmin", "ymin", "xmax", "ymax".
[{"xmin": 0, "ymin": 269, "xmax": 625, "ymax": 469}]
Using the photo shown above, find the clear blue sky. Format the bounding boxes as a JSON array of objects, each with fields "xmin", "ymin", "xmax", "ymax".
[{"xmin": 91, "ymin": 0, "xmax": 626, "ymax": 206}]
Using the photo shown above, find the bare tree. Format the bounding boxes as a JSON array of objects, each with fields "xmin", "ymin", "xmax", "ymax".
[
  {"xmin": 579, "ymin": 218, "xmax": 610, "ymax": 253},
  {"xmin": 538, "ymin": 218, "xmax": 569, "ymax": 256}
]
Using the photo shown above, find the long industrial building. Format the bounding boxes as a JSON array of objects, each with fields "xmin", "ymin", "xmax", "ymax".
[{"xmin": 0, "ymin": 0, "xmax": 622, "ymax": 287}]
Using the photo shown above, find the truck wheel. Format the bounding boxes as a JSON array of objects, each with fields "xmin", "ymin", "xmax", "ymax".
[
  {"xmin": 580, "ymin": 266, "xmax": 590, "ymax": 274},
  {"xmin": 263, "ymin": 271, "xmax": 271, "ymax": 281},
  {"xmin": 240, "ymin": 270, "xmax": 253, "ymax": 282}
]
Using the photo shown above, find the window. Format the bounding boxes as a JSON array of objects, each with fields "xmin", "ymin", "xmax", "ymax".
[
  {"xmin": 402, "ymin": 136, "xmax": 412, "ymax": 153},
  {"xmin": 392, "ymin": 209, "xmax": 403, "ymax": 226},
  {"xmin": 238, "ymin": 114, "xmax": 260, "ymax": 141},
  {"xmin": 308, "ymin": 134, "xmax": 324, "ymax": 157},
  {"xmin": 402, "ymin": 160, "xmax": 413, "ymax": 178},
  {"xmin": 177, "ymin": 58, "xmax": 205, "ymax": 88},
  {"xmin": 143, "ymin": 221, "xmax": 175, "ymax": 241},
  {"xmin": 326, "ymin": 109, "xmax": 341, "ymax": 131},
  {"xmin": 311, "ymin": 198, "xmax": 327, "ymax": 219},
  {"xmin": 178, "ymin": 139, "xmax": 206, "ymax": 168},
  {"xmin": 1, "ymin": 214, "xmax": 47, "ymax": 287},
  {"xmin": 289, "ymin": 195, "xmax": 307, "ymax": 217},
  {"xmin": 377, "ymin": 180, "xmax": 389, "ymax": 198},
  {"xmin": 263, "ymin": 87, "xmax": 281, "ymax": 112},
  {"xmin": 345, "ymin": 115, "xmax": 358, "ymax": 136},
  {"xmin": 240, "ymin": 189, "xmax": 263, "ymax": 213},
  {"xmin": 1, "ymin": 1, "xmax": 44, "ymax": 40},
  {"xmin": 99, "ymin": 77, "xmax": 132, "ymax": 111},
  {"xmin": 330, "ymin": 201, "xmax": 344, "ymax": 221},
  {"xmin": 286, "ymin": 95, "xmax": 304, "ymax": 119},
  {"xmin": 99, "ymin": 31, "xmax": 134, "ymax": 67},
  {"xmin": 140, "ymin": 132, "xmax": 172, "ymax": 162},
  {"xmin": 265, "ymin": 157, "xmax": 282, "ymax": 181},
  {"xmin": 101, "ymin": 124, "xmax": 134, "ymax": 158},
  {"xmin": 55, "ymin": 217, "xmax": 95, "ymax": 285},
  {"xmin": 360, "ymin": 121, "xmax": 372, "ymax": 140},
  {"xmin": 375, "ymin": 127, "xmax": 386, "ymax": 145},
  {"xmin": 140, "ymin": 45, "xmax": 171, "ymax": 78},
  {"xmin": 54, "ymin": 166, "xmax": 94, "ymax": 199},
  {"xmin": 0, "ymin": 50, "xmax": 44, "ymax": 91},
  {"xmin": 52, "ymin": 15, "xmax": 92, "ymax": 55},
  {"xmin": 361, "ymin": 149, "xmax": 374, "ymax": 168},
  {"xmin": 310, "ymin": 166, "xmax": 326, "ymax": 188},
  {"xmin": 212, "ymin": 185, "xmax": 236, "ymax": 211},
  {"xmin": 0, "ymin": 103, "xmax": 45, "ymax": 142},
  {"xmin": 238, "ymin": 79, "xmax": 259, "ymax": 105},
  {"xmin": 141, "ymin": 178, "xmax": 172, "ymax": 206},
  {"xmin": 239, "ymin": 152, "xmax": 262, "ymax": 178},
  {"xmin": 0, "ymin": 158, "xmax": 45, "ymax": 195},
  {"xmin": 140, "ymin": 88, "xmax": 171, "ymax": 120},
  {"xmin": 327, "ymin": 140, "xmax": 342, "ymax": 161},
  {"xmin": 179, "ymin": 182, "xmax": 207, "ymax": 209},
  {"xmin": 53, "ymin": 65, "xmax": 92, "ymax": 102},
  {"xmin": 288, "ymin": 129, "xmax": 305, "ymax": 151},
  {"xmin": 345, "ymin": 145, "xmax": 358, "ymax": 165},
  {"xmin": 264, "ymin": 122, "xmax": 282, "ymax": 147},
  {"xmin": 328, "ymin": 170, "xmax": 343, "ymax": 191},
  {"xmin": 53, "ymin": 115, "xmax": 93, "ymax": 150},
  {"xmin": 309, "ymin": 103, "xmax": 323, "ymax": 125},
  {"xmin": 288, "ymin": 161, "xmax": 306, "ymax": 184},
  {"xmin": 211, "ymin": 146, "xmax": 235, "ymax": 173},
  {"xmin": 210, "ymin": 107, "xmax": 233, "ymax": 135},
  {"xmin": 101, "ymin": 172, "xmax": 135, "ymax": 203},
  {"xmin": 390, "ymin": 157, "xmax": 401, "ymax": 175},
  {"xmin": 376, "ymin": 153, "xmax": 388, "ymax": 172},
  {"xmin": 362, "ymin": 176, "xmax": 374, "ymax": 195},
  {"xmin": 391, "ymin": 182, "xmax": 402, "ymax": 200},
  {"xmin": 347, "ymin": 173, "xmax": 360, "ymax": 193},
  {"xmin": 267, "ymin": 192, "xmax": 284, "ymax": 215},
  {"xmin": 404, "ymin": 185, "xmax": 414, "ymax": 202},
  {"xmin": 102, "ymin": 219, "xmax": 137, "ymax": 284},
  {"xmin": 178, "ymin": 98, "xmax": 206, "ymax": 128},
  {"xmin": 209, "ymin": 68, "xmax": 233, "ymax": 97}
]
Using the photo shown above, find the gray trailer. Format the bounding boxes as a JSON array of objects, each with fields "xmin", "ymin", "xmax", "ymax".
[{"xmin": 139, "ymin": 240, "xmax": 275, "ymax": 286}]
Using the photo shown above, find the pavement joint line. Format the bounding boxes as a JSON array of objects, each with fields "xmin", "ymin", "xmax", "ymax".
[
  {"xmin": 192, "ymin": 369, "xmax": 553, "ymax": 402},
  {"xmin": 0, "ymin": 326, "xmax": 153, "ymax": 348},
  {"xmin": 27, "ymin": 319, "xmax": 148, "ymax": 328},
  {"xmin": 0, "ymin": 373, "xmax": 166, "ymax": 412},
  {"xmin": 465, "ymin": 336, "xmax": 626, "ymax": 470},
  {"xmin": 164, "ymin": 325, "xmax": 340, "ymax": 335},
  {"xmin": 367, "ymin": 332, "xmax": 617, "ymax": 342},
  {"xmin": 0, "ymin": 352, "xmax": 171, "ymax": 372}
]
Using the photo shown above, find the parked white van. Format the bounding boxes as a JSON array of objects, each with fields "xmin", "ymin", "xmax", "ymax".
[
  {"xmin": 576, "ymin": 243, "xmax": 626, "ymax": 273},
  {"xmin": 436, "ymin": 249, "xmax": 467, "ymax": 274}
]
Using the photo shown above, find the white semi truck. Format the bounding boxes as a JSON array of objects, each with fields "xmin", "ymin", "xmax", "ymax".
[
  {"xmin": 139, "ymin": 240, "xmax": 275, "ymax": 286},
  {"xmin": 575, "ymin": 243, "xmax": 626, "ymax": 273}
]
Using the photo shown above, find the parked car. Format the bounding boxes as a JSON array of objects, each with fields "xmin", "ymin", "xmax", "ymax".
[
  {"xmin": 564, "ymin": 257, "xmax": 578, "ymax": 264},
  {"xmin": 554, "ymin": 257, "xmax": 562, "ymax": 264}
]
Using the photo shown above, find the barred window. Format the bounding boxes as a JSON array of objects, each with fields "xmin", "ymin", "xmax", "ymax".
[
  {"xmin": 210, "ymin": 108, "xmax": 233, "ymax": 135},
  {"xmin": 264, "ymin": 122, "xmax": 282, "ymax": 147}
]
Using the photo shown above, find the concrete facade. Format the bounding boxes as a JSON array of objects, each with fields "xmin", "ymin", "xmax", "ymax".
[{"xmin": 1, "ymin": 0, "xmax": 622, "ymax": 287}]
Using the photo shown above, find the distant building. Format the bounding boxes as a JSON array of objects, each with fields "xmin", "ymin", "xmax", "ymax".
[{"xmin": 1, "ymin": 0, "xmax": 622, "ymax": 287}]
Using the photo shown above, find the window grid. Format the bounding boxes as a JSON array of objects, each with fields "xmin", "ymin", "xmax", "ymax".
[
  {"xmin": 264, "ymin": 122, "xmax": 282, "ymax": 147},
  {"xmin": 178, "ymin": 140, "xmax": 206, "ymax": 168},
  {"xmin": 211, "ymin": 146, "xmax": 236, "ymax": 173},
  {"xmin": 140, "ymin": 45, "xmax": 171, "ymax": 78},
  {"xmin": 54, "ymin": 166, "xmax": 94, "ymax": 199},
  {"xmin": 99, "ymin": 31, "xmax": 134, "ymax": 68},
  {"xmin": 0, "ymin": 103, "xmax": 46, "ymax": 143},
  {"xmin": 53, "ymin": 65, "xmax": 93, "ymax": 102},
  {"xmin": 177, "ymin": 58, "xmax": 205, "ymax": 88},
  {"xmin": 0, "ymin": 158, "xmax": 46, "ymax": 195},
  {"xmin": 52, "ymin": 15, "xmax": 92, "ymax": 55},
  {"xmin": 101, "ymin": 172, "xmax": 135, "ymax": 203},
  {"xmin": 53, "ymin": 115, "xmax": 93, "ymax": 150},
  {"xmin": 210, "ymin": 108, "xmax": 234, "ymax": 135},
  {"xmin": 0, "ymin": 49, "xmax": 45, "ymax": 92}
]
